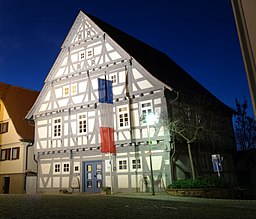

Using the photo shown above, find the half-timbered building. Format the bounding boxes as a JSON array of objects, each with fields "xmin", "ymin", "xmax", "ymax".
[{"xmin": 26, "ymin": 11, "xmax": 237, "ymax": 193}]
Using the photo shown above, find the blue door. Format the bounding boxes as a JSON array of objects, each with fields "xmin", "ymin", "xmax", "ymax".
[{"xmin": 83, "ymin": 161, "xmax": 102, "ymax": 193}]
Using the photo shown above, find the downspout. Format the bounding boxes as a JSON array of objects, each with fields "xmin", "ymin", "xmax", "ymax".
[{"xmin": 24, "ymin": 140, "xmax": 34, "ymax": 194}]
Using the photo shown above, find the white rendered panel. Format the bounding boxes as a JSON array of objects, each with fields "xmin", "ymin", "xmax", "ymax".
[
  {"xmin": 53, "ymin": 177, "xmax": 60, "ymax": 188},
  {"xmin": 41, "ymin": 164, "xmax": 51, "ymax": 175},
  {"xmin": 118, "ymin": 175, "xmax": 129, "ymax": 188},
  {"xmin": 38, "ymin": 127, "xmax": 47, "ymax": 139},
  {"xmin": 137, "ymin": 80, "xmax": 153, "ymax": 89},
  {"xmin": 132, "ymin": 69, "xmax": 143, "ymax": 79},
  {"xmin": 62, "ymin": 177, "xmax": 69, "ymax": 188}
]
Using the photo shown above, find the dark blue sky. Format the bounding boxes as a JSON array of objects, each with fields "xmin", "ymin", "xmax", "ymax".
[{"xmin": 0, "ymin": 0, "xmax": 253, "ymax": 116}]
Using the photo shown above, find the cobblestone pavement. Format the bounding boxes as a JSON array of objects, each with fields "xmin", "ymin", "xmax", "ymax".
[{"xmin": 0, "ymin": 193, "xmax": 256, "ymax": 218}]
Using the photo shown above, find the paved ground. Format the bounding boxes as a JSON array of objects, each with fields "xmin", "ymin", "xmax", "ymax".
[{"xmin": 0, "ymin": 193, "xmax": 256, "ymax": 218}]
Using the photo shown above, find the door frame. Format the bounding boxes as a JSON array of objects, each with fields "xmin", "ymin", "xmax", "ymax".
[{"xmin": 82, "ymin": 160, "xmax": 103, "ymax": 193}]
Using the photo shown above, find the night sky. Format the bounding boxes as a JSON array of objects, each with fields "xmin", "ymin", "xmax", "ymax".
[{"xmin": 0, "ymin": 0, "xmax": 253, "ymax": 116}]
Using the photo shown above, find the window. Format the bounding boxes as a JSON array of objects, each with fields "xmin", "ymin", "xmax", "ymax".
[
  {"xmin": 110, "ymin": 74, "xmax": 117, "ymax": 85},
  {"xmin": 1, "ymin": 149, "xmax": 11, "ymax": 161},
  {"xmin": 72, "ymin": 84, "xmax": 77, "ymax": 95},
  {"xmin": 86, "ymin": 48, "xmax": 93, "ymax": 58},
  {"xmin": 78, "ymin": 114, "xmax": 87, "ymax": 134},
  {"xmin": 0, "ymin": 122, "xmax": 8, "ymax": 134},
  {"xmin": 53, "ymin": 118, "xmax": 61, "ymax": 138},
  {"xmin": 12, "ymin": 147, "xmax": 20, "ymax": 160},
  {"xmin": 132, "ymin": 159, "xmax": 141, "ymax": 169},
  {"xmin": 140, "ymin": 101, "xmax": 153, "ymax": 124},
  {"xmin": 118, "ymin": 160, "xmax": 127, "ymax": 170},
  {"xmin": 74, "ymin": 166, "xmax": 79, "ymax": 172},
  {"xmin": 79, "ymin": 51, "xmax": 85, "ymax": 61},
  {"xmin": 54, "ymin": 164, "xmax": 61, "ymax": 173},
  {"xmin": 63, "ymin": 163, "xmax": 70, "ymax": 173},
  {"xmin": 118, "ymin": 106, "xmax": 129, "ymax": 128}
]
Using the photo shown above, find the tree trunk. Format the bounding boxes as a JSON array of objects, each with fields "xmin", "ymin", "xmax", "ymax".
[{"xmin": 187, "ymin": 142, "xmax": 195, "ymax": 180}]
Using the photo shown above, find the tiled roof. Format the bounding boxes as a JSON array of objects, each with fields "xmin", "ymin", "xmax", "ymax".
[
  {"xmin": 86, "ymin": 12, "xmax": 232, "ymax": 113},
  {"xmin": 0, "ymin": 82, "xmax": 39, "ymax": 142}
]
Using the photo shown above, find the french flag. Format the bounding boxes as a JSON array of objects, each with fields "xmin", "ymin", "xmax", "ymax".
[{"xmin": 98, "ymin": 78, "xmax": 116, "ymax": 154}]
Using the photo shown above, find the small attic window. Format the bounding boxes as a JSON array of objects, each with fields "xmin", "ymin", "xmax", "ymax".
[
  {"xmin": 87, "ymin": 30, "xmax": 91, "ymax": 37},
  {"xmin": 79, "ymin": 51, "xmax": 85, "ymax": 61},
  {"xmin": 78, "ymin": 33, "xmax": 82, "ymax": 40}
]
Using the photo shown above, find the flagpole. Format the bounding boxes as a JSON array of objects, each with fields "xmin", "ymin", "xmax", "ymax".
[{"xmin": 109, "ymin": 152, "xmax": 114, "ymax": 194}]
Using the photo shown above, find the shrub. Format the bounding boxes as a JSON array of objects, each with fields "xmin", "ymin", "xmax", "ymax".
[{"xmin": 167, "ymin": 177, "xmax": 227, "ymax": 189}]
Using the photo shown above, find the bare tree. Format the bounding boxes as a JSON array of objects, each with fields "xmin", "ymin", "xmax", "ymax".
[{"xmin": 234, "ymin": 98, "xmax": 256, "ymax": 150}]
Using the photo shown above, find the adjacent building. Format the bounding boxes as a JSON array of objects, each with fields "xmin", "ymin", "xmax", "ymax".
[
  {"xmin": 0, "ymin": 83, "xmax": 39, "ymax": 194},
  {"xmin": 26, "ymin": 11, "xmax": 237, "ymax": 193}
]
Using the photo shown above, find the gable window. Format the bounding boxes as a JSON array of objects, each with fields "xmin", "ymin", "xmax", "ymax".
[
  {"xmin": 71, "ymin": 83, "xmax": 77, "ymax": 95},
  {"xmin": 110, "ymin": 74, "xmax": 117, "ymax": 85},
  {"xmin": 53, "ymin": 118, "xmax": 62, "ymax": 138},
  {"xmin": 78, "ymin": 114, "xmax": 87, "ymax": 134},
  {"xmin": 140, "ymin": 101, "xmax": 153, "ymax": 124},
  {"xmin": 118, "ymin": 106, "xmax": 129, "ymax": 128},
  {"xmin": 1, "ymin": 149, "xmax": 11, "ymax": 161},
  {"xmin": 86, "ymin": 48, "xmax": 93, "ymax": 59},
  {"xmin": 79, "ymin": 51, "xmax": 85, "ymax": 61},
  {"xmin": 63, "ymin": 86, "xmax": 69, "ymax": 97},
  {"xmin": 0, "ymin": 122, "xmax": 8, "ymax": 134},
  {"xmin": 12, "ymin": 147, "xmax": 20, "ymax": 160}
]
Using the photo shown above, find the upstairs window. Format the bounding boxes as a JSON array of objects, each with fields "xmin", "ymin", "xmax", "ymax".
[
  {"xmin": 53, "ymin": 118, "xmax": 62, "ymax": 138},
  {"xmin": 63, "ymin": 86, "xmax": 69, "ymax": 97},
  {"xmin": 0, "ymin": 122, "xmax": 8, "ymax": 134},
  {"xmin": 118, "ymin": 106, "xmax": 129, "ymax": 128},
  {"xmin": 12, "ymin": 147, "xmax": 20, "ymax": 160},
  {"xmin": 71, "ymin": 84, "xmax": 77, "ymax": 95},
  {"xmin": 78, "ymin": 114, "xmax": 87, "ymax": 134},
  {"xmin": 1, "ymin": 149, "xmax": 11, "ymax": 161},
  {"xmin": 140, "ymin": 101, "xmax": 153, "ymax": 124}
]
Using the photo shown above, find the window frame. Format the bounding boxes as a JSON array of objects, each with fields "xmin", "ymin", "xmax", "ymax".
[
  {"xmin": 52, "ymin": 117, "xmax": 62, "ymax": 138},
  {"xmin": 77, "ymin": 113, "xmax": 87, "ymax": 135},
  {"xmin": 117, "ymin": 105, "xmax": 130, "ymax": 129},
  {"xmin": 11, "ymin": 147, "xmax": 20, "ymax": 160},
  {"xmin": 117, "ymin": 158, "xmax": 128, "ymax": 172},
  {"xmin": 63, "ymin": 162, "xmax": 70, "ymax": 174},
  {"xmin": 1, "ymin": 148, "xmax": 11, "ymax": 161},
  {"xmin": 0, "ymin": 122, "xmax": 9, "ymax": 134},
  {"xmin": 54, "ymin": 163, "xmax": 61, "ymax": 174},
  {"xmin": 130, "ymin": 158, "xmax": 142, "ymax": 171},
  {"xmin": 139, "ymin": 100, "xmax": 153, "ymax": 125}
]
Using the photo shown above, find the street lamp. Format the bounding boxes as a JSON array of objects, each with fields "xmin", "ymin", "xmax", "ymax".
[{"xmin": 146, "ymin": 112, "xmax": 158, "ymax": 196}]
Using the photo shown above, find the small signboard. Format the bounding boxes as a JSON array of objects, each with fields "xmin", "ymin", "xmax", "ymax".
[{"xmin": 211, "ymin": 154, "xmax": 222, "ymax": 176}]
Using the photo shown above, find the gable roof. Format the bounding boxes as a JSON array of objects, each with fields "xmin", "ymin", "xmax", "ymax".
[
  {"xmin": 0, "ymin": 82, "xmax": 39, "ymax": 142},
  {"xmin": 85, "ymin": 12, "xmax": 232, "ymax": 113}
]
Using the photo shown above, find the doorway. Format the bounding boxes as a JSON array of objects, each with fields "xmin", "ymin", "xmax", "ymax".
[
  {"xmin": 82, "ymin": 161, "xmax": 102, "ymax": 193},
  {"xmin": 3, "ymin": 177, "xmax": 10, "ymax": 194}
]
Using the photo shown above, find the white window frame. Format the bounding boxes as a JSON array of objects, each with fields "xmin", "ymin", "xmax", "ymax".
[
  {"xmin": 62, "ymin": 162, "xmax": 70, "ymax": 174},
  {"xmin": 52, "ymin": 117, "xmax": 62, "ymax": 139},
  {"xmin": 53, "ymin": 163, "xmax": 61, "ymax": 175},
  {"xmin": 77, "ymin": 113, "xmax": 87, "ymax": 135},
  {"xmin": 130, "ymin": 157, "xmax": 142, "ymax": 172},
  {"xmin": 109, "ymin": 73, "xmax": 118, "ymax": 85},
  {"xmin": 139, "ymin": 100, "xmax": 153, "ymax": 125},
  {"xmin": 86, "ymin": 48, "xmax": 93, "ymax": 59},
  {"xmin": 79, "ymin": 51, "xmax": 85, "ymax": 61},
  {"xmin": 71, "ymin": 83, "xmax": 77, "ymax": 95},
  {"xmin": 117, "ymin": 158, "xmax": 128, "ymax": 172},
  {"xmin": 63, "ymin": 85, "xmax": 69, "ymax": 97},
  {"xmin": 117, "ymin": 105, "xmax": 130, "ymax": 129}
]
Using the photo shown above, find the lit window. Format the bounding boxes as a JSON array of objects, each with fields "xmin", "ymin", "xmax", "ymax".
[
  {"xmin": 54, "ymin": 164, "xmax": 60, "ymax": 173},
  {"xmin": 12, "ymin": 147, "xmax": 20, "ymax": 160},
  {"xmin": 63, "ymin": 163, "xmax": 70, "ymax": 173},
  {"xmin": 78, "ymin": 114, "xmax": 86, "ymax": 134},
  {"xmin": 0, "ymin": 122, "xmax": 8, "ymax": 134},
  {"xmin": 118, "ymin": 106, "xmax": 129, "ymax": 128},
  {"xmin": 140, "ymin": 101, "xmax": 153, "ymax": 124},
  {"xmin": 118, "ymin": 160, "xmax": 127, "ymax": 170},
  {"xmin": 63, "ymin": 86, "xmax": 69, "ymax": 96},
  {"xmin": 132, "ymin": 159, "xmax": 141, "ymax": 169},
  {"xmin": 1, "ymin": 149, "xmax": 11, "ymax": 161},
  {"xmin": 72, "ymin": 84, "xmax": 77, "ymax": 94},
  {"xmin": 53, "ymin": 118, "xmax": 61, "ymax": 138}
]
